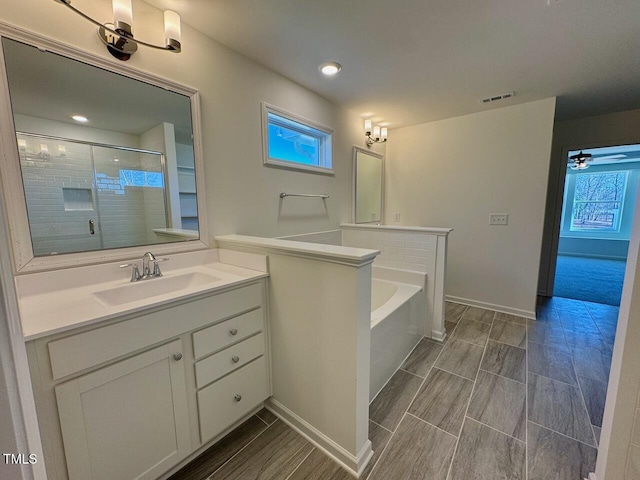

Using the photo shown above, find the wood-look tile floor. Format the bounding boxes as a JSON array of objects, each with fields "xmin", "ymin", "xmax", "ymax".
[{"xmin": 170, "ymin": 297, "xmax": 615, "ymax": 480}]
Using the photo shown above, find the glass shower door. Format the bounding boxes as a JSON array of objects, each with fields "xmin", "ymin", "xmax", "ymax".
[{"xmin": 92, "ymin": 145, "xmax": 169, "ymax": 250}]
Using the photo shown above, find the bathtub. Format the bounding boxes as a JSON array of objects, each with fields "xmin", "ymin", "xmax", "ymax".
[{"xmin": 370, "ymin": 265, "xmax": 427, "ymax": 402}]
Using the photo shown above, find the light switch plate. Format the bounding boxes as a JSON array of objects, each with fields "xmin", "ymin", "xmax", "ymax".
[{"xmin": 489, "ymin": 214, "xmax": 508, "ymax": 225}]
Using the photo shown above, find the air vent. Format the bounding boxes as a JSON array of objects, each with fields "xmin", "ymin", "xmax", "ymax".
[{"xmin": 480, "ymin": 91, "xmax": 515, "ymax": 104}]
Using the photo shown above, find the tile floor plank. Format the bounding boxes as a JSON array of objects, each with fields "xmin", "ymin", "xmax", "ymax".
[
  {"xmin": 528, "ymin": 321, "xmax": 567, "ymax": 347},
  {"xmin": 401, "ymin": 338, "xmax": 444, "ymax": 377},
  {"xmin": 361, "ymin": 421, "xmax": 392, "ymax": 480},
  {"xmin": 494, "ymin": 312, "xmax": 528, "ymax": 325},
  {"xmin": 489, "ymin": 320, "xmax": 526, "ymax": 348},
  {"xmin": 434, "ymin": 339, "xmax": 484, "ymax": 380},
  {"xmin": 528, "ymin": 374, "xmax": 595, "ymax": 446},
  {"xmin": 169, "ymin": 416, "xmax": 268, "ymax": 480},
  {"xmin": 571, "ymin": 347, "xmax": 612, "ymax": 384},
  {"xmin": 451, "ymin": 319, "xmax": 491, "ymax": 347},
  {"xmin": 584, "ymin": 301, "xmax": 619, "ymax": 326},
  {"xmin": 210, "ymin": 420, "xmax": 312, "ymax": 480},
  {"xmin": 369, "ymin": 369, "xmax": 423, "ymax": 431},
  {"xmin": 528, "ymin": 422, "xmax": 597, "ymax": 480},
  {"xmin": 480, "ymin": 341, "xmax": 526, "ymax": 383},
  {"xmin": 528, "ymin": 342, "xmax": 578, "ymax": 386},
  {"xmin": 287, "ymin": 448, "xmax": 352, "ymax": 480},
  {"xmin": 445, "ymin": 302, "xmax": 467, "ymax": 324},
  {"xmin": 562, "ymin": 328, "xmax": 610, "ymax": 353},
  {"xmin": 255, "ymin": 408, "xmax": 278, "ymax": 426},
  {"xmin": 368, "ymin": 415, "xmax": 456, "ymax": 480},
  {"xmin": 577, "ymin": 375, "xmax": 608, "ymax": 428},
  {"xmin": 467, "ymin": 370, "xmax": 526, "ymax": 441},
  {"xmin": 460, "ymin": 306, "xmax": 495, "ymax": 324},
  {"xmin": 407, "ymin": 368, "xmax": 473, "ymax": 436},
  {"xmin": 448, "ymin": 418, "xmax": 525, "ymax": 480}
]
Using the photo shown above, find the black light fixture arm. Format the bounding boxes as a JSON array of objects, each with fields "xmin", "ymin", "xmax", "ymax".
[{"xmin": 365, "ymin": 133, "xmax": 387, "ymax": 146}]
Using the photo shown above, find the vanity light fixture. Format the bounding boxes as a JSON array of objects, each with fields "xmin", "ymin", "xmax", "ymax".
[
  {"xmin": 71, "ymin": 115, "xmax": 89, "ymax": 123},
  {"xmin": 364, "ymin": 119, "xmax": 388, "ymax": 146},
  {"xmin": 569, "ymin": 150, "xmax": 592, "ymax": 170},
  {"xmin": 320, "ymin": 62, "xmax": 342, "ymax": 76},
  {"xmin": 53, "ymin": 0, "xmax": 182, "ymax": 61}
]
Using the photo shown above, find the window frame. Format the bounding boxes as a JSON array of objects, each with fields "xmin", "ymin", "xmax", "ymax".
[
  {"xmin": 261, "ymin": 102, "xmax": 334, "ymax": 175},
  {"xmin": 569, "ymin": 170, "xmax": 628, "ymax": 233}
]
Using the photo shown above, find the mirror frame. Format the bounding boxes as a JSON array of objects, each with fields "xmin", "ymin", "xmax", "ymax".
[
  {"xmin": 0, "ymin": 22, "xmax": 209, "ymax": 273},
  {"xmin": 352, "ymin": 146, "xmax": 384, "ymax": 224}
]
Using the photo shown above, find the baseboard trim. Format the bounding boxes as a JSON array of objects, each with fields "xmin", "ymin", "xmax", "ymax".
[
  {"xmin": 445, "ymin": 295, "xmax": 535, "ymax": 319},
  {"xmin": 431, "ymin": 329, "xmax": 446, "ymax": 342},
  {"xmin": 265, "ymin": 398, "xmax": 371, "ymax": 478}
]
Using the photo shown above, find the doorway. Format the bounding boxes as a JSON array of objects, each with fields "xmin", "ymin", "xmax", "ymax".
[{"xmin": 553, "ymin": 144, "xmax": 640, "ymax": 306}]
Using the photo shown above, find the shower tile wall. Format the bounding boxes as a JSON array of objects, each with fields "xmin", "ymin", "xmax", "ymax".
[
  {"xmin": 20, "ymin": 138, "xmax": 97, "ymax": 255},
  {"xmin": 18, "ymin": 136, "xmax": 167, "ymax": 255}
]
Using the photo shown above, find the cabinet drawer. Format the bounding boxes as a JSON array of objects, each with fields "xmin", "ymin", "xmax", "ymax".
[
  {"xmin": 197, "ymin": 356, "xmax": 268, "ymax": 443},
  {"xmin": 192, "ymin": 308, "xmax": 263, "ymax": 360},
  {"xmin": 48, "ymin": 282, "xmax": 262, "ymax": 380},
  {"xmin": 195, "ymin": 333, "xmax": 264, "ymax": 389}
]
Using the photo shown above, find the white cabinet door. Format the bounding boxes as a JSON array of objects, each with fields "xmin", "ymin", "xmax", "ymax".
[{"xmin": 55, "ymin": 340, "xmax": 190, "ymax": 480}]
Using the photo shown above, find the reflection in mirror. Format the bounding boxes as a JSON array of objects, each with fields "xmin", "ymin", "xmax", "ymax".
[
  {"xmin": 354, "ymin": 147, "xmax": 384, "ymax": 223},
  {"xmin": 2, "ymin": 37, "xmax": 199, "ymax": 257}
]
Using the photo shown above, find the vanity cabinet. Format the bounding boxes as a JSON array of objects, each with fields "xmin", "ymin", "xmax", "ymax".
[
  {"xmin": 54, "ymin": 340, "xmax": 191, "ymax": 480},
  {"xmin": 26, "ymin": 280, "xmax": 270, "ymax": 480}
]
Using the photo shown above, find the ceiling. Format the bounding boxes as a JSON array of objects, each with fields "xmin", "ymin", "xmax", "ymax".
[{"xmin": 145, "ymin": 0, "xmax": 640, "ymax": 129}]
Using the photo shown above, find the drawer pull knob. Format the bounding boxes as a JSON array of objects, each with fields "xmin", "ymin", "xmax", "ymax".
[
  {"xmin": 234, "ymin": 394, "xmax": 242, "ymax": 402},
  {"xmin": 232, "ymin": 355, "xmax": 240, "ymax": 363},
  {"xmin": 230, "ymin": 328, "xmax": 238, "ymax": 336},
  {"xmin": 172, "ymin": 353, "xmax": 183, "ymax": 361}
]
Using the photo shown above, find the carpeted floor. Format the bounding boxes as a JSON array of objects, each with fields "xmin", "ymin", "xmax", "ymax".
[{"xmin": 553, "ymin": 254, "xmax": 626, "ymax": 306}]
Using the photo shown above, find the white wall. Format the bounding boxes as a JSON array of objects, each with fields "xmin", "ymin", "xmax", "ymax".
[
  {"xmin": 0, "ymin": 0, "xmax": 379, "ymax": 246},
  {"xmin": 538, "ymin": 109, "xmax": 640, "ymax": 295},
  {"xmin": 385, "ymin": 98, "xmax": 556, "ymax": 316},
  {"xmin": 597, "ymin": 185, "xmax": 640, "ymax": 479}
]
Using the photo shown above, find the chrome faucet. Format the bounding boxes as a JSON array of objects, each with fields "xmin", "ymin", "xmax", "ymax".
[
  {"xmin": 142, "ymin": 252, "xmax": 156, "ymax": 277},
  {"xmin": 120, "ymin": 252, "xmax": 169, "ymax": 282}
]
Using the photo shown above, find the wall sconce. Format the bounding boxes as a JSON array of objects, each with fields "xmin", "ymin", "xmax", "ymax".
[
  {"xmin": 53, "ymin": 0, "xmax": 182, "ymax": 61},
  {"xmin": 364, "ymin": 119, "xmax": 387, "ymax": 146},
  {"xmin": 569, "ymin": 151, "xmax": 592, "ymax": 170}
]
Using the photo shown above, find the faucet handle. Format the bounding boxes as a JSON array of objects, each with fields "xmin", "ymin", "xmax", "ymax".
[
  {"xmin": 120, "ymin": 263, "xmax": 141, "ymax": 282},
  {"xmin": 153, "ymin": 258, "xmax": 170, "ymax": 277}
]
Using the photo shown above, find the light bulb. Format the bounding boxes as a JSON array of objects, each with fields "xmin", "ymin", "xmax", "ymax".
[
  {"xmin": 164, "ymin": 10, "xmax": 181, "ymax": 49},
  {"xmin": 40, "ymin": 144, "xmax": 48, "ymax": 154},
  {"xmin": 113, "ymin": 0, "xmax": 133, "ymax": 31},
  {"xmin": 364, "ymin": 119, "xmax": 372, "ymax": 134},
  {"xmin": 320, "ymin": 62, "xmax": 342, "ymax": 76},
  {"xmin": 381, "ymin": 127, "xmax": 388, "ymax": 140},
  {"xmin": 17, "ymin": 139, "xmax": 26, "ymax": 151},
  {"xmin": 373, "ymin": 126, "xmax": 381, "ymax": 139}
]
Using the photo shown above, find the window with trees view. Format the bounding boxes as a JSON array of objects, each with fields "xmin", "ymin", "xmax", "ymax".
[{"xmin": 570, "ymin": 171, "xmax": 628, "ymax": 232}]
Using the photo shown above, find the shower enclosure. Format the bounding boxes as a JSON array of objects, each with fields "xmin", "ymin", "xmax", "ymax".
[{"xmin": 17, "ymin": 132, "xmax": 170, "ymax": 256}]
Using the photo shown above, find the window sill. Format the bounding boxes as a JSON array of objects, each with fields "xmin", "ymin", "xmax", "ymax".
[{"xmin": 264, "ymin": 158, "xmax": 335, "ymax": 176}]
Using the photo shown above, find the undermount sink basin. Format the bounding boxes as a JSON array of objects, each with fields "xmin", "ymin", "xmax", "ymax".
[{"xmin": 93, "ymin": 272, "xmax": 221, "ymax": 307}]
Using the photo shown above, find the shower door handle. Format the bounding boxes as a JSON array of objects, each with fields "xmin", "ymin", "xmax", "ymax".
[{"xmin": 89, "ymin": 219, "xmax": 95, "ymax": 235}]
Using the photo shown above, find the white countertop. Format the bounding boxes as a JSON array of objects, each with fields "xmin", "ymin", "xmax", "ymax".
[
  {"xmin": 16, "ymin": 249, "xmax": 268, "ymax": 341},
  {"xmin": 215, "ymin": 234, "xmax": 380, "ymax": 266}
]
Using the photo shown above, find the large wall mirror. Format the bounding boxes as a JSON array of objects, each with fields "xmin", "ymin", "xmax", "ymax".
[
  {"xmin": 0, "ymin": 32, "xmax": 207, "ymax": 272},
  {"xmin": 353, "ymin": 147, "xmax": 384, "ymax": 224}
]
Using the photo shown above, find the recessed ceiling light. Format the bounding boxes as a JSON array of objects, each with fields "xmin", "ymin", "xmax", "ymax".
[
  {"xmin": 320, "ymin": 62, "xmax": 342, "ymax": 76},
  {"xmin": 72, "ymin": 115, "xmax": 89, "ymax": 123}
]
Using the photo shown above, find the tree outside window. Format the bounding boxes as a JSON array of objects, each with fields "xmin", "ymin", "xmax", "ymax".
[{"xmin": 570, "ymin": 171, "xmax": 627, "ymax": 232}]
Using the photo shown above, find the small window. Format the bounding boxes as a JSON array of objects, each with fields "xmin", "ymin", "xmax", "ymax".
[
  {"xmin": 570, "ymin": 171, "xmax": 628, "ymax": 232},
  {"xmin": 262, "ymin": 103, "xmax": 333, "ymax": 174}
]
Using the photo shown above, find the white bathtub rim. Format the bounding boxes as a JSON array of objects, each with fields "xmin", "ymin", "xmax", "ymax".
[{"xmin": 371, "ymin": 279, "xmax": 422, "ymax": 328}]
